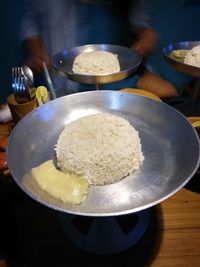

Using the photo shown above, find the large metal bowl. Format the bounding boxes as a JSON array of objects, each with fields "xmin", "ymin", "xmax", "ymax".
[
  {"xmin": 52, "ymin": 44, "xmax": 142, "ymax": 84},
  {"xmin": 7, "ymin": 91, "xmax": 200, "ymax": 216},
  {"xmin": 163, "ymin": 41, "xmax": 200, "ymax": 77}
]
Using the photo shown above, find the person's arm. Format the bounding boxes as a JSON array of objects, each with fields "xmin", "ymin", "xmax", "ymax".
[
  {"xmin": 20, "ymin": 0, "xmax": 50, "ymax": 73},
  {"xmin": 128, "ymin": 0, "xmax": 158, "ymax": 57},
  {"xmin": 22, "ymin": 37, "xmax": 50, "ymax": 73},
  {"xmin": 131, "ymin": 27, "xmax": 158, "ymax": 57}
]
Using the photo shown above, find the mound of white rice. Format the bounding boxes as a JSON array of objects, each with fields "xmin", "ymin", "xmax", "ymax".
[
  {"xmin": 55, "ymin": 113, "xmax": 144, "ymax": 186},
  {"xmin": 184, "ymin": 45, "xmax": 200, "ymax": 67},
  {"xmin": 72, "ymin": 51, "xmax": 120, "ymax": 75}
]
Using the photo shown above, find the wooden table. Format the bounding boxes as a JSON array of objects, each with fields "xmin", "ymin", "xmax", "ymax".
[{"xmin": 150, "ymin": 183, "xmax": 200, "ymax": 266}]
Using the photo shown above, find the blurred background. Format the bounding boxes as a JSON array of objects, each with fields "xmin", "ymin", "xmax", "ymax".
[{"xmin": 1, "ymin": 0, "xmax": 200, "ymax": 103}]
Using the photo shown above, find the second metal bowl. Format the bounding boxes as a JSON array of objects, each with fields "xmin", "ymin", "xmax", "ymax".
[
  {"xmin": 52, "ymin": 44, "xmax": 142, "ymax": 84},
  {"xmin": 163, "ymin": 41, "xmax": 200, "ymax": 77}
]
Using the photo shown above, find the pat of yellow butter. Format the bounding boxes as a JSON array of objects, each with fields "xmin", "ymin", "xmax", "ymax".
[{"xmin": 31, "ymin": 160, "xmax": 89, "ymax": 204}]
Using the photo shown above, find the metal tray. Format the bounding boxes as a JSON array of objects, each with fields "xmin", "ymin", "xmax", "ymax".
[
  {"xmin": 7, "ymin": 91, "xmax": 200, "ymax": 216},
  {"xmin": 163, "ymin": 41, "xmax": 200, "ymax": 77},
  {"xmin": 52, "ymin": 44, "xmax": 142, "ymax": 84}
]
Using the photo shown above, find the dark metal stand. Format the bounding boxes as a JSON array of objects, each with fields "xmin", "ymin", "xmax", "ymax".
[{"xmin": 59, "ymin": 209, "xmax": 150, "ymax": 255}]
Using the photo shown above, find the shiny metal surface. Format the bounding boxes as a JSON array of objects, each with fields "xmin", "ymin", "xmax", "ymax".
[
  {"xmin": 22, "ymin": 65, "xmax": 34, "ymax": 86},
  {"xmin": 7, "ymin": 91, "xmax": 200, "ymax": 216},
  {"xmin": 163, "ymin": 41, "xmax": 200, "ymax": 77},
  {"xmin": 52, "ymin": 44, "xmax": 142, "ymax": 84}
]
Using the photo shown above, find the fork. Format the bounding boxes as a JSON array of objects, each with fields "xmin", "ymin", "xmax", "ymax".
[
  {"xmin": 12, "ymin": 66, "xmax": 22, "ymax": 81},
  {"xmin": 12, "ymin": 67, "xmax": 31, "ymax": 103},
  {"xmin": 12, "ymin": 66, "xmax": 36, "ymax": 99},
  {"xmin": 12, "ymin": 67, "xmax": 23, "ymax": 93}
]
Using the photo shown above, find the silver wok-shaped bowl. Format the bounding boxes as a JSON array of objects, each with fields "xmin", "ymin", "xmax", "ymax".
[
  {"xmin": 52, "ymin": 44, "xmax": 142, "ymax": 84},
  {"xmin": 7, "ymin": 91, "xmax": 200, "ymax": 216},
  {"xmin": 163, "ymin": 41, "xmax": 200, "ymax": 77}
]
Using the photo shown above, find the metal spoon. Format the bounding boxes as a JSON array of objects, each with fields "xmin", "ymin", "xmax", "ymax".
[
  {"xmin": 21, "ymin": 65, "xmax": 37, "ymax": 99},
  {"xmin": 22, "ymin": 65, "xmax": 34, "ymax": 86}
]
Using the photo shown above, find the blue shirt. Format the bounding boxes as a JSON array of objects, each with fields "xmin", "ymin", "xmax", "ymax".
[{"xmin": 20, "ymin": 0, "xmax": 153, "ymax": 95}]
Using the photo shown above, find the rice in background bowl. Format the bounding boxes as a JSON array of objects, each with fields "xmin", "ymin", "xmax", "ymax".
[
  {"xmin": 184, "ymin": 45, "xmax": 200, "ymax": 67},
  {"xmin": 55, "ymin": 113, "xmax": 144, "ymax": 185},
  {"xmin": 72, "ymin": 51, "xmax": 120, "ymax": 75}
]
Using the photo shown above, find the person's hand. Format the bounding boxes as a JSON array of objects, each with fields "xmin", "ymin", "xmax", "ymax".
[
  {"xmin": 26, "ymin": 53, "xmax": 51, "ymax": 74},
  {"xmin": 23, "ymin": 37, "xmax": 51, "ymax": 74},
  {"xmin": 131, "ymin": 28, "xmax": 158, "ymax": 57}
]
